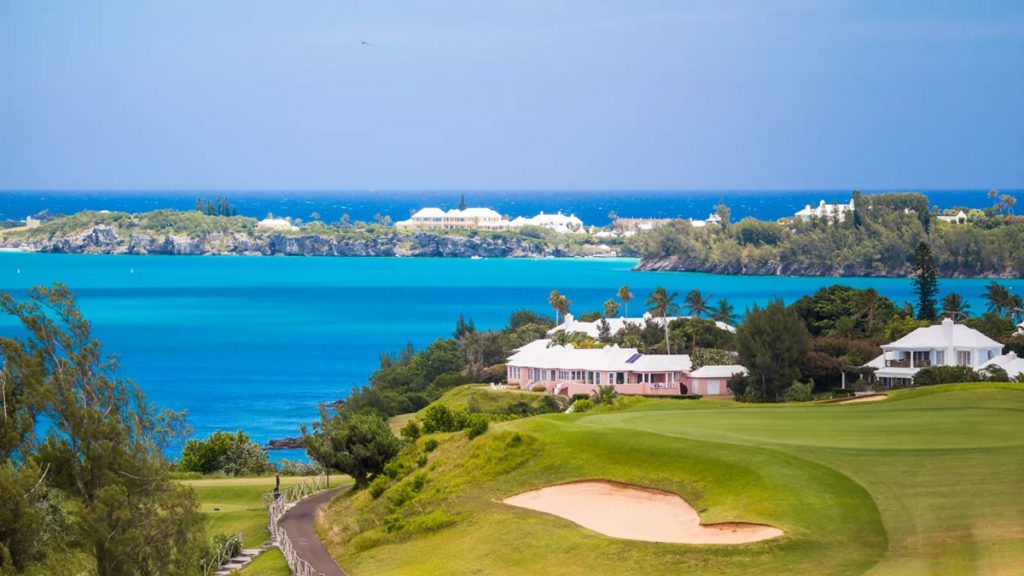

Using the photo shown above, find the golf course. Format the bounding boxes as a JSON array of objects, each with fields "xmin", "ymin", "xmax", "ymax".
[{"xmin": 317, "ymin": 383, "xmax": 1024, "ymax": 575}]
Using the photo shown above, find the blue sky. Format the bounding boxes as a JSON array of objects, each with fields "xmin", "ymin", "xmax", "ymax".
[{"xmin": 1, "ymin": 1, "xmax": 1021, "ymax": 191}]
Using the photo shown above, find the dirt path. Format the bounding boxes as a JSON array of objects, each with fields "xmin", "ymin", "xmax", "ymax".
[{"xmin": 278, "ymin": 487, "xmax": 347, "ymax": 576}]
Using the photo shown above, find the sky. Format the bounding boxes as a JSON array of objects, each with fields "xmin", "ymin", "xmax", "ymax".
[{"xmin": 1, "ymin": 1, "xmax": 1022, "ymax": 191}]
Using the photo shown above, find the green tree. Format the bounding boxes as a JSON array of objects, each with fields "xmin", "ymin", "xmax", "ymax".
[
  {"xmin": 734, "ymin": 300, "xmax": 811, "ymax": 402},
  {"xmin": 303, "ymin": 410, "xmax": 400, "ymax": 488},
  {"xmin": 982, "ymin": 282, "xmax": 1020, "ymax": 320},
  {"xmin": 714, "ymin": 199, "xmax": 731, "ymax": 226},
  {"xmin": 689, "ymin": 347, "xmax": 735, "ymax": 370},
  {"xmin": 549, "ymin": 290, "xmax": 564, "ymax": 324},
  {"xmin": 0, "ymin": 284, "xmax": 205, "ymax": 575},
  {"xmin": 912, "ymin": 241, "xmax": 939, "ymax": 321},
  {"xmin": 618, "ymin": 285, "xmax": 633, "ymax": 317},
  {"xmin": 646, "ymin": 287, "xmax": 680, "ymax": 354},
  {"xmin": 711, "ymin": 298, "xmax": 737, "ymax": 325},
  {"xmin": 603, "ymin": 298, "xmax": 620, "ymax": 318},
  {"xmin": 941, "ymin": 293, "xmax": 970, "ymax": 321},
  {"xmin": 683, "ymin": 289, "xmax": 711, "ymax": 318}
]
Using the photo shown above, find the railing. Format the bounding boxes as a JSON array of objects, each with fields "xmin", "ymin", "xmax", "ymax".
[
  {"xmin": 885, "ymin": 359, "xmax": 931, "ymax": 368},
  {"xmin": 264, "ymin": 474, "xmax": 330, "ymax": 576},
  {"xmin": 200, "ymin": 532, "xmax": 243, "ymax": 576}
]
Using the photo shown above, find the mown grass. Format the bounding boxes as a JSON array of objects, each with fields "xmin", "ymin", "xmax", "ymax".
[
  {"xmin": 320, "ymin": 383, "xmax": 1024, "ymax": 575},
  {"xmin": 236, "ymin": 548, "xmax": 290, "ymax": 576}
]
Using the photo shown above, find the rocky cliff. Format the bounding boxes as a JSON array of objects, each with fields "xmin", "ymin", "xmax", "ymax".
[{"xmin": 0, "ymin": 225, "xmax": 616, "ymax": 258}]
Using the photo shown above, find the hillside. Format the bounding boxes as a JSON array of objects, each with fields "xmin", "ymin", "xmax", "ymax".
[
  {"xmin": 0, "ymin": 209, "xmax": 620, "ymax": 258},
  {"xmin": 318, "ymin": 383, "xmax": 1024, "ymax": 575}
]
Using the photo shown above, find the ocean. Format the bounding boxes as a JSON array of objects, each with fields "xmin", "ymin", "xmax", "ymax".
[
  {"xmin": 0, "ymin": 189, "xmax": 1011, "ymax": 226},
  {"xmin": 0, "ymin": 252, "xmax": 1021, "ymax": 459}
]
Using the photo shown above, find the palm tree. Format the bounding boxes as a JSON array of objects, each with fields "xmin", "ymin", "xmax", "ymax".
[
  {"xmin": 556, "ymin": 295, "xmax": 571, "ymax": 322},
  {"xmin": 1010, "ymin": 294, "xmax": 1024, "ymax": 324},
  {"xmin": 603, "ymin": 298, "xmax": 620, "ymax": 318},
  {"xmin": 941, "ymin": 293, "xmax": 970, "ymax": 321},
  {"xmin": 983, "ymin": 282, "xmax": 1012, "ymax": 318},
  {"xmin": 683, "ymin": 290, "xmax": 711, "ymax": 318},
  {"xmin": 618, "ymin": 285, "xmax": 634, "ymax": 318},
  {"xmin": 549, "ymin": 290, "xmax": 563, "ymax": 324},
  {"xmin": 711, "ymin": 298, "xmax": 737, "ymax": 325},
  {"xmin": 646, "ymin": 287, "xmax": 680, "ymax": 354}
]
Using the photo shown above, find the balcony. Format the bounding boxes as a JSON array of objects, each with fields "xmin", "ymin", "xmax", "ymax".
[{"xmin": 885, "ymin": 358, "xmax": 931, "ymax": 368}]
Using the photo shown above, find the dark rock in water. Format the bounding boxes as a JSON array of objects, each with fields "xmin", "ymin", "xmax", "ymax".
[{"xmin": 264, "ymin": 436, "xmax": 304, "ymax": 450}]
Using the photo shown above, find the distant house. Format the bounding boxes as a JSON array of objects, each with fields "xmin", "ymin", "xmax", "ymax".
[
  {"xmin": 687, "ymin": 213, "xmax": 722, "ymax": 228},
  {"xmin": 510, "ymin": 211, "xmax": 585, "ymax": 234},
  {"xmin": 979, "ymin": 351, "xmax": 1024, "ymax": 380},
  {"xmin": 794, "ymin": 199, "xmax": 855, "ymax": 222},
  {"xmin": 24, "ymin": 216, "xmax": 41, "ymax": 228},
  {"xmin": 506, "ymin": 339, "xmax": 694, "ymax": 396},
  {"xmin": 864, "ymin": 318, "xmax": 1003, "ymax": 387},
  {"xmin": 688, "ymin": 365, "xmax": 748, "ymax": 396},
  {"xmin": 257, "ymin": 217, "xmax": 298, "ymax": 231},
  {"xmin": 395, "ymin": 207, "xmax": 512, "ymax": 230},
  {"xmin": 936, "ymin": 210, "xmax": 969, "ymax": 225},
  {"xmin": 550, "ymin": 312, "xmax": 736, "ymax": 337}
]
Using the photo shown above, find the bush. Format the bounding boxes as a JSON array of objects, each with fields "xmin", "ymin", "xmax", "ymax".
[
  {"xmin": 180, "ymin": 430, "xmax": 271, "ymax": 476},
  {"xmin": 368, "ymin": 476, "xmax": 389, "ymax": 499},
  {"xmin": 416, "ymin": 454, "xmax": 428, "ymax": 468},
  {"xmin": 465, "ymin": 414, "xmax": 489, "ymax": 439},
  {"xmin": 276, "ymin": 459, "xmax": 322, "ymax": 476},
  {"xmin": 590, "ymin": 385, "xmax": 617, "ymax": 405},
  {"xmin": 531, "ymin": 385, "xmax": 547, "ymax": 393},
  {"xmin": 400, "ymin": 420, "xmax": 421, "ymax": 441},
  {"xmin": 784, "ymin": 380, "xmax": 815, "ymax": 402},
  {"xmin": 423, "ymin": 438, "xmax": 439, "ymax": 452},
  {"xmin": 913, "ymin": 365, "xmax": 979, "ymax": 386},
  {"xmin": 571, "ymin": 399, "xmax": 593, "ymax": 413},
  {"xmin": 420, "ymin": 404, "xmax": 468, "ymax": 434}
]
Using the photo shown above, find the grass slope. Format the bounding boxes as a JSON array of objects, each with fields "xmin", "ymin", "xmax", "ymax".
[{"xmin": 321, "ymin": 384, "xmax": 1024, "ymax": 575}]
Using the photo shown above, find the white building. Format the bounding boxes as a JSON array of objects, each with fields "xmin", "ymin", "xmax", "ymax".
[
  {"xmin": 25, "ymin": 216, "xmax": 41, "ymax": 228},
  {"xmin": 395, "ymin": 207, "xmax": 511, "ymax": 230},
  {"xmin": 257, "ymin": 217, "xmax": 298, "ymax": 231},
  {"xmin": 510, "ymin": 211, "xmax": 585, "ymax": 234},
  {"xmin": 865, "ymin": 318, "xmax": 1004, "ymax": 387},
  {"xmin": 794, "ymin": 199, "xmax": 855, "ymax": 222},
  {"xmin": 549, "ymin": 312, "xmax": 737, "ymax": 337},
  {"xmin": 936, "ymin": 210, "xmax": 968, "ymax": 225},
  {"xmin": 979, "ymin": 351, "xmax": 1024, "ymax": 380}
]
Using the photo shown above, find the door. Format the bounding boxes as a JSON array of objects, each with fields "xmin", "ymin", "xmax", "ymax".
[{"xmin": 707, "ymin": 380, "xmax": 721, "ymax": 395}]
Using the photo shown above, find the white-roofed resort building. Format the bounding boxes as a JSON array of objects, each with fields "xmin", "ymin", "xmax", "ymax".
[{"xmin": 864, "ymin": 318, "xmax": 1005, "ymax": 388}]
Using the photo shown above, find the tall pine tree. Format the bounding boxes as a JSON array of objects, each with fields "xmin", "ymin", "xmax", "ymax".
[{"xmin": 913, "ymin": 241, "xmax": 939, "ymax": 321}]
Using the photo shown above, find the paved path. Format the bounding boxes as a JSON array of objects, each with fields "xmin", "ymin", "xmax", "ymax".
[{"xmin": 278, "ymin": 487, "xmax": 348, "ymax": 576}]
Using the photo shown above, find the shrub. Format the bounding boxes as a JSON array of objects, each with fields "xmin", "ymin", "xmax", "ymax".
[
  {"xmin": 531, "ymin": 385, "xmax": 547, "ymax": 393},
  {"xmin": 409, "ymin": 472, "xmax": 427, "ymax": 492},
  {"xmin": 784, "ymin": 380, "xmax": 815, "ymax": 402},
  {"xmin": 465, "ymin": 414, "xmax": 489, "ymax": 439},
  {"xmin": 423, "ymin": 438, "xmax": 439, "ymax": 452},
  {"xmin": 383, "ymin": 514, "xmax": 405, "ymax": 534},
  {"xmin": 276, "ymin": 459, "xmax": 322, "ymax": 476},
  {"xmin": 416, "ymin": 454, "xmax": 428, "ymax": 468},
  {"xmin": 368, "ymin": 476, "xmax": 388, "ymax": 499},
  {"xmin": 400, "ymin": 420, "xmax": 421, "ymax": 441},
  {"xmin": 421, "ymin": 404, "xmax": 468, "ymax": 434},
  {"xmin": 180, "ymin": 430, "xmax": 271, "ymax": 476},
  {"xmin": 913, "ymin": 365, "xmax": 979, "ymax": 386},
  {"xmin": 571, "ymin": 399, "xmax": 593, "ymax": 413},
  {"xmin": 507, "ymin": 433, "xmax": 523, "ymax": 448},
  {"xmin": 590, "ymin": 385, "xmax": 617, "ymax": 405}
]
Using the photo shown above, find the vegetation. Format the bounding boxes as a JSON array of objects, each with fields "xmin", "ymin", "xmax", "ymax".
[
  {"xmin": 317, "ymin": 383, "xmax": 1024, "ymax": 575},
  {"xmin": 731, "ymin": 300, "xmax": 811, "ymax": 402},
  {"xmin": 180, "ymin": 430, "xmax": 274, "ymax": 476},
  {"xmin": 631, "ymin": 192, "xmax": 1024, "ymax": 276},
  {"xmin": 304, "ymin": 412, "xmax": 402, "ymax": 488},
  {"xmin": 0, "ymin": 284, "xmax": 205, "ymax": 575},
  {"xmin": 912, "ymin": 241, "xmax": 939, "ymax": 320}
]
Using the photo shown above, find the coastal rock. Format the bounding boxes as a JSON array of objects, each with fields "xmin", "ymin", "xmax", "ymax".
[{"xmin": 264, "ymin": 436, "xmax": 305, "ymax": 450}]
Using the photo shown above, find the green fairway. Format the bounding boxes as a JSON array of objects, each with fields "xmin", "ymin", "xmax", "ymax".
[{"xmin": 320, "ymin": 383, "xmax": 1024, "ymax": 575}]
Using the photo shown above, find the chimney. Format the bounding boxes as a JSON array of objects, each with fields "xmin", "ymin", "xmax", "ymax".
[
  {"xmin": 941, "ymin": 317, "xmax": 954, "ymax": 342},
  {"xmin": 563, "ymin": 312, "xmax": 574, "ymax": 325}
]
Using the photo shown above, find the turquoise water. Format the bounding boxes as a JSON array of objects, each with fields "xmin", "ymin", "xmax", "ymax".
[{"xmin": 0, "ymin": 252, "xmax": 1020, "ymax": 455}]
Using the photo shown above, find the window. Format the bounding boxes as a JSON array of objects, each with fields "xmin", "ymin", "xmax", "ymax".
[
  {"xmin": 935, "ymin": 351, "xmax": 945, "ymax": 366},
  {"xmin": 586, "ymin": 371, "xmax": 594, "ymax": 384},
  {"xmin": 957, "ymin": 350, "xmax": 971, "ymax": 366},
  {"xmin": 615, "ymin": 372, "xmax": 625, "ymax": 385}
]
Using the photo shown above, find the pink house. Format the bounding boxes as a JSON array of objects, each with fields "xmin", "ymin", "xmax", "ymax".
[
  {"xmin": 686, "ymin": 365, "xmax": 747, "ymax": 396},
  {"xmin": 506, "ymin": 340, "xmax": 744, "ymax": 397}
]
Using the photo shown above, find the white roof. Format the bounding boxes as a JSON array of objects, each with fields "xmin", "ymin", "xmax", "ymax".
[
  {"xmin": 979, "ymin": 352, "xmax": 1024, "ymax": 378},
  {"xmin": 507, "ymin": 339, "xmax": 691, "ymax": 372},
  {"xmin": 458, "ymin": 207, "xmax": 502, "ymax": 219},
  {"xmin": 882, "ymin": 318, "xmax": 1003, "ymax": 350},
  {"xmin": 548, "ymin": 313, "xmax": 736, "ymax": 337},
  {"xmin": 411, "ymin": 207, "xmax": 446, "ymax": 218},
  {"xmin": 689, "ymin": 365, "xmax": 748, "ymax": 379}
]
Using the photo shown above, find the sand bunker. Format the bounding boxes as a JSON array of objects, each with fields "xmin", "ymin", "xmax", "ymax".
[
  {"xmin": 502, "ymin": 480, "xmax": 782, "ymax": 545},
  {"xmin": 836, "ymin": 394, "xmax": 888, "ymax": 404}
]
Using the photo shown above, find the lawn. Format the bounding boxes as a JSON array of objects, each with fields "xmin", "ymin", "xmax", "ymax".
[{"xmin": 319, "ymin": 383, "xmax": 1024, "ymax": 575}]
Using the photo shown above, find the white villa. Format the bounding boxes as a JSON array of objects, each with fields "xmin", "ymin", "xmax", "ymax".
[
  {"xmin": 257, "ymin": 217, "xmax": 298, "ymax": 231},
  {"xmin": 979, "ymin": 351, "xmax": 1024, "ymax": 380},
  {"xmin": 865, "ymin": 318, "xmax": 1004, "ymax": 387},
  {"xmin": 937, "ymin": 210, "xmax": 969, "ymax": 225},
  {"xmin": 396, "ymin": 207, "xmax": 586, "ymax": 234},
  {"xmin": 394, "ymin": 207, "xmax": 511, "ymax": 231},
  {"xmin": 688, "ymin": 213, "xmax": 723, "ymax": 228},
  {"xmin": 794, "ymin": 199, "xmax": 855, "ymax": 222},
  {"xmin": 550, "ymin": 312, "xmax": 736, "ymax": 337},
  {"xmin": 506, "ymin": 339, "xmax": 744, "ymax": 397}
]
